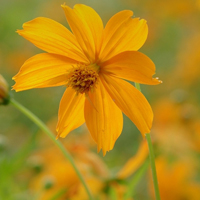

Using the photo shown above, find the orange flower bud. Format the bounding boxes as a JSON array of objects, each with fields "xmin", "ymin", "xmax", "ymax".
[{"xmin": 0, "ymin": 74, "xmax": 10, "ymax": 105}]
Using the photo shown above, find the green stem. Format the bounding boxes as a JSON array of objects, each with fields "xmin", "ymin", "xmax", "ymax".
[
  {"xmin": 135, "ymin": 83, "xmax": 160, "ymax": 200},
  {"xmin": 146, "ymin": 133, "xmax": 160, "ymax": 200},
  {"xmin": 10, "ymin": 98, "xmax": 93, "ymax": 200}
]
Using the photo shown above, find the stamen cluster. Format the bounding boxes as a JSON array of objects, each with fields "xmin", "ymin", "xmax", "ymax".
[{"xmin": 67, "ymin": 65, "xmax": 99, "ymax": 94}]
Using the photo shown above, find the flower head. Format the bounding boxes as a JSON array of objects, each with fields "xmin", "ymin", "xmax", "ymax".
[{"xmin": 13, "ymin": 4, "xmax": 161, "ymax": 155}]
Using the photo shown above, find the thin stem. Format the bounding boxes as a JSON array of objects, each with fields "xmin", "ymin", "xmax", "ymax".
[
  {"xmin": 146, "ymin": 133, "xmax": 160, "ymax": 200},
  {"xmin": 10, "ymin": 98, "xmax": 93, "ymax": 200},
  {"xmin": 135, "ymin": 82, "xmax": 160, "ymax": 200}
]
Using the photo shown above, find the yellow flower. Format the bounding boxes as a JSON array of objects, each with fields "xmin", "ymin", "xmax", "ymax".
[
  {"xmin": 29, "ymin": 144, "xmax": 106, "ymax": 200},
  {"xmin": 12, "ymin": 4, "xmax": 161, "ymax": 155},
  {"xmin": 150, "ymin": 158, "xmax": 200, "ymax": 200}
]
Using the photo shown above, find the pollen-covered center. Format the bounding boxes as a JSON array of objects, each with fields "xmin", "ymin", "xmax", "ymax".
[{"xmin": 67, "ymin": 65, "xmax": 99, "ymax": 94}]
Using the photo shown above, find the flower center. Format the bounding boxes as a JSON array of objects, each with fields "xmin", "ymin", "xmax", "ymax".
[{"xmin": 66, "ymin": 64, "xmax": 99, "ymax": 94}]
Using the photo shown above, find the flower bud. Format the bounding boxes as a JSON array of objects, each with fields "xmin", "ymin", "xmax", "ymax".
[{"xmin": 0, "ymin": 74, "xmax": 10, "ymax": 105}]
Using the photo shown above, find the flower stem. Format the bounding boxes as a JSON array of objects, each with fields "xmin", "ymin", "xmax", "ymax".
[
  {"xmin": 145, "ymin": 133, "xmax": 160, "ymax": 200},
  {"xmin": 10, "ymin": 98, "xmax": 93, "ymax": 200},
  {"xmin": 135, "ymin": 83, "xmax": 160, "ymax": 200}
]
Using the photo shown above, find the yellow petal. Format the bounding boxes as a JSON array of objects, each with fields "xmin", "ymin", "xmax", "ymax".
[
  {"xmin": 117, "ymin": 140, "xmax": 148, "ymax": 179},
  {"xmin": 99, "ymin": 11, "xmax": 148, "ymax": 61},
  {"xmin": 101, "ymin": 74, "xmax": 153, "ymax": 137},
  {"xmin": 12, "ymin": 53, "xmax": 78, "ymax": 92},
  {"xmin": 84, "ymin": 79, "xmax": 123, "ymax": 155},
  {"xmin": 57, "ymin": 87, "xmax": 85, "ymax": 138},
  {"xmin": 62, "ymin": 4, "xmax": 103, "ymax": 62},
  {"xmin": 17, "ymin": 17, "xmax": 88, "ymax": 63},
  {"xmin": 101, "ymin": 10, "xmax": 133, "ymax": 52},
  {"xmin": 101, "ymin": 51, "xmax": 161, "ymax": 85}
]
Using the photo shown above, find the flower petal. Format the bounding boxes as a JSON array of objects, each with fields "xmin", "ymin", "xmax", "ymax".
[
  {"xmin": 12, "ymin": 53, "xmax": 77, "ymax": 91},
  {"xmin": 17, "ymin": 17, "xmax": 88, "ymax": 63},
  {"xmin": 99, "ymin": 11, "xmax": 148, "ymax": 61},
  {"xmin": 101, "ymin": 10, "xmax": 133, "ymax": 51},
  {"xmin": 101, "ymin": 74, "xmax": 153, "ymax": 137},
  {"xmin": 84, "ymin": 79, "xmax": 123, "ymax": 155},
  {"xmin": 62, "ymin": 4, "xmax": 103, "ymax": 62},
  {"xmin": 57, "ymin": 87, "xmax": 85, "ymax": 138},
  {"xmin": 101, "ymin": 51, "xmax": 161, "ymax": 85}
]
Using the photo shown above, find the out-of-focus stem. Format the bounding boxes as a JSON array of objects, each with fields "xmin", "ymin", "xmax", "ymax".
[{"xmin": 145, "ymin": 133, "xmax": 160, "ymax": 200}]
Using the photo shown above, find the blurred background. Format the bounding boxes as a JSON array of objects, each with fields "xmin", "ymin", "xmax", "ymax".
[{"xmin": 1, "ymin": 0, "xmax": 200, "ymax": 199}]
